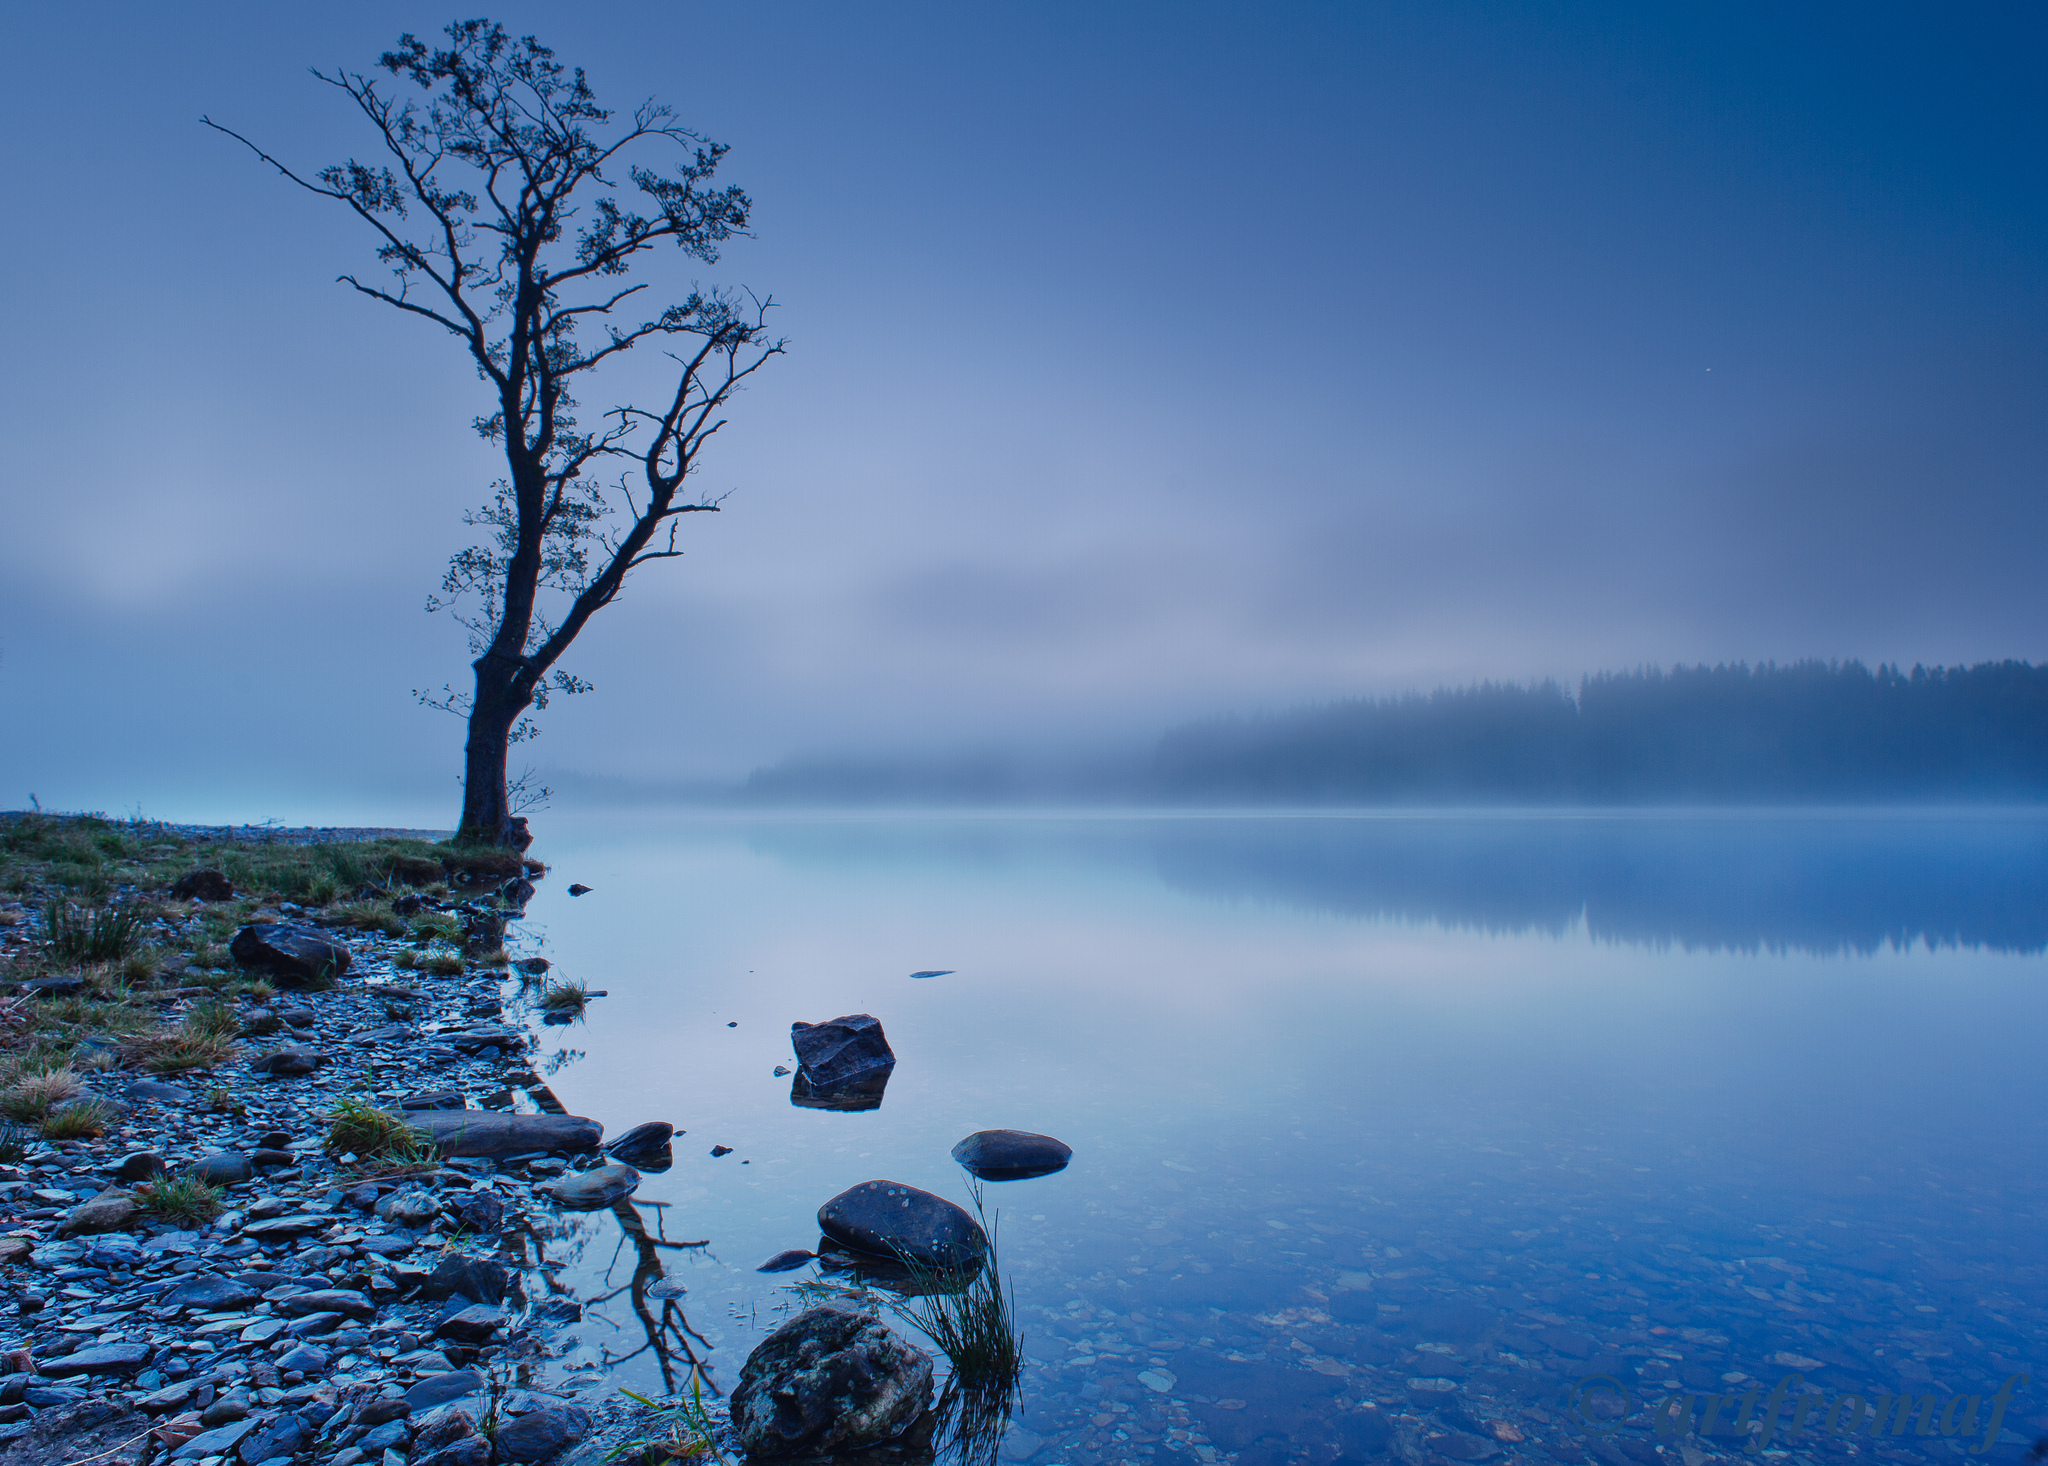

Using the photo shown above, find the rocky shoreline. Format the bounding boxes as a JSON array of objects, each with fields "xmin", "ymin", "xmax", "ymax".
[{"xmin": 0, "ymin": 820, "xmax": 655, "ymax": 1466}]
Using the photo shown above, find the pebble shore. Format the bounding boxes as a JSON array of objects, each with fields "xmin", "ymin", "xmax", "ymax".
[{"xmin": 0, "ymin": 825, "xmax": 636, "ymax": 1466}]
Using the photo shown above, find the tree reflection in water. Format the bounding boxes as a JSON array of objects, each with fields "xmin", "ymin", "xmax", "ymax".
[{"xmin": 587, "ymin": 1196, "xmax": 719, "ymax": 1396}]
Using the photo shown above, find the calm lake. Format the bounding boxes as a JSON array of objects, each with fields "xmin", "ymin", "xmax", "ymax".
[{"xmin": 507, "ymin": 810, "xmax": 2048, "ymax": 1465}]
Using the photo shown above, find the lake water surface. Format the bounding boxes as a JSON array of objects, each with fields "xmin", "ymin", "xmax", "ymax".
[{"xmin": 505, "ymin": 811, "xmax": 2048, "ymax": 1466}]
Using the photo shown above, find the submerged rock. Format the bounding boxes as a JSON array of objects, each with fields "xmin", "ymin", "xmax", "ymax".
[
  {"xmin": 791, "ymin": 1014, "xmax": 896, "ymax": 1090},
  {"xmin": 817, "ymin": 1180, "xmax": 989, "ymax": 1272},
  {"xmin": 729, "ymin": 1306, "xmax": 933, "ymax": 1459},
  {"xmin": 950, "ymin": 1129, "xmax": 1073, "ymax": 1181},
  {"xmin": 546, "ymin": 1163, "xmax": 639, "ymax": 1209},
  {"xmin": 228, "ymin": 923, "xmax": 352, "ymax": 985},
  {"xmin": 757, "ymin": 1249, "xmax": 817, "ymax": 1273}
]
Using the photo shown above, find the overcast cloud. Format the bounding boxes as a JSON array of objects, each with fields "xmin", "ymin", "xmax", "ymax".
[{"xmin": 2, "ymin": 2, "xmax": 2043, "ymax": 822}]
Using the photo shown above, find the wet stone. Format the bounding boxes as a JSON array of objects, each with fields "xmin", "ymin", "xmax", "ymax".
[
  {"xmin": 950, "ymin": 1128, "xmax": 1074, "ymax": 1180},
  {"xmin": 817, "ymin": 1179, "xmax": 990, "ymax": 1272},
  {"xmin": 545, "ymin": 1164, "xmax": 638, "ymax": 1210}
]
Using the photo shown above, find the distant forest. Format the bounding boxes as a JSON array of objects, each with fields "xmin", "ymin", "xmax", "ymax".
[
  {"xmin": 739, "ymin": 660, "xmax": 2048, "ymax": 805},
  {"xmin": 1151, "ymin": 660, "xmax": 2048, "ymax": 803}
]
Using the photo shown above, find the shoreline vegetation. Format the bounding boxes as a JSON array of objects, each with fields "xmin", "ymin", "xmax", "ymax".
[{"xmin": 0, "ymin": 811, "xmax": 660, "ymax": 1464}]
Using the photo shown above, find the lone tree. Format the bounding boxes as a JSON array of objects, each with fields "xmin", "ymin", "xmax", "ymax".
[{"xmin": 209, "ymin": 20, "xmax": 781, "ymax": 845}]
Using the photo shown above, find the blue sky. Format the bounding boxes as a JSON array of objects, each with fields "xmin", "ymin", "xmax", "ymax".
[{"xmin": 3, "ymin": 3, "xmax": 2043, "ymax": 820}]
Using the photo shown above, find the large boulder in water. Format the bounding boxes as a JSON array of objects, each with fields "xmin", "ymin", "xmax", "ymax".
[
  {"xmin": 546, "ymin": 1163, "xmax": 639, "ymax": 1210},
  {"xmin": 230, "ymin": 924, "xmax": 352, "ymax": 986},
  {"xmin": 950, "ymin": 1129, "xmax": 1072, "ymax": 1181},
  {"xmin": 791, "ymin": 1014, "xmax": 896, "ymax": 1090},
  {"xmin": 604, "ymin": 1121, "xmax": 675, "ymax": 1170},
  {"xmin": 729, "ymin": 1306, "xmax": 932, "ymax": 1459},
  {"xmin": 818, "ymin": 1180, "xmax": 988, "ymax": 1272}
]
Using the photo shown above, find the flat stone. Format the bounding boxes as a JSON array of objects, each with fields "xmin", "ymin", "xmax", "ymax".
[
  {"xmin": 41, "ymin": 1342, "xmax": 152, "ymax": 1376},
  {"xmin": 58, "ymin": 1189, "xmax": 140, "ymax": 1238},
  {"xmin": 273, "ymin": 1289, "xmax": 375, "ymax": 1321},
  {"xmin": 173, "ymin": 1417, "xmax": 258, "ymax": 1460},
  {"xmin": 191, "ymin": 1151, "xmax": 254, "ymax": 1186},
  {"xmin": 950, "ymin": 1128, "xmax": 1073, "ymax": 1181},
  {"xmin": 229, "ymin": 924, "xmax": 352, "ymax": 986},
  {"xmin": 114, "ymin": 1152, "xmax": 166, "ymax": 1185},
  {"xmin": 491, "ymin": 1403, "xmax": 592, "ymax": 1463},
  {"xmin": 544, "ymin": 1164, "xmax": 638, "ymax": 1210},
  {"xmin": 817, "ymin": 1180, "xmax": 989, "ymax": 1272},
  {"xmin": 235, "ymin": 1413, "xmax": 308, "ymax": 1465},
  {"xmin": 274, "ymin": 1344, "xmax": 329, "ymax": 1375},
  {"xmin": 410, "ymin": 1110, "xmax": 602, "ymax": 1160},
  {"xmin": 449, "ymin": 1190, "xmax": 504, "ymax": 1234},
  {"xmin": 434, "ymin": 1305, "xmax": 506, "ymax": 1345},
  {"xmin": 249, "ymin": 1046, "xmax": 323, "ymax": 1078},
  {"xmin": 397, "ymin": 1091, "xmax": 466, "ymax": 1112},
  {"xmin": 165, "ymin": 1276, "xmax": 263, "ymax": 1311},
  {"xmin": 125, "ymin": 1078, "xmax": 193, "ymax": 1105}
]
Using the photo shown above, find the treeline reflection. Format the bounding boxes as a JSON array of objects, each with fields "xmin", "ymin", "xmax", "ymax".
[{"xmin": 742, "ymin": 814, "xmax": 2048, "ymax": 956}]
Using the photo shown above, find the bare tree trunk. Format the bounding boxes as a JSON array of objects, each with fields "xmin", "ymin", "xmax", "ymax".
[{"xmin": 458, "ymin": 661, "xmax": 527, "ymax": 845}]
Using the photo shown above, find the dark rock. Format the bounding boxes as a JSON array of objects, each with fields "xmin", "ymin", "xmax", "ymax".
[
  {"xmin": 758, "ymin": 1250, "xmax": 817, "ymax": 1273},
  {"xmin": 249, "ymin": 1148, "xmax": 294, "ymax": 1168},
  {"xmin": 249, "ymin": 1046, "xmax": 323, "ymax": 1078},
  {"xmin": 415, "ymin": 1409, "xmax": 480, "ymax": 1454},
  {"xmin": 21, "ymin": 974, "xmax": 83, "ymax": 997},
  {"xmin": 492, "ymin": 1402, "xmax": 592, "ymax": 1463},
  {"xmin": 710, "ymin": 1145, "xmax": 734, "ymax": 1158},
  {"xmin": 274, "ymin": 1289, "xmax": 375, "ymax": 1322},
  {"xmin": 950, "ymin": 1129, "xmax": 1073, "ymax": 1181},
  {"xmin": 165, "ymin": 1275, "xmax": 262, "ymax": 1311},
  {"xmin": 404, "ymin": 1369, "xmax": 483, "ymax": 1413},
  {"xmin": 235, "ymin": 1412, "xmax": 308, "ymax": 1464},
  {"xmin": 498, "ymin": 878, "xmax": 536, "ymax": 907},
  {"xmin": 545, "ymin": 1164, "xmax": 638, "ymax": 1209},
  {"xmin": 447, "ymin": 1026, "xmax": 523, "ymax": 1053},
  {"xmin": 603, "ymin": 1121, "xmax": 676, "ymax": 1166},
  {"xmin": 450, "ymin": 1190, "xmax": 505, "ymax": 1234},
  {"xmin": 434, "ymin": 1305, "xmax": 507, "ymax": 1344},
  {"xmin": 398, "ymin": 1090, "xmax": 467, "ymax": 1111},
  {"xmin": 817, "ymin": 1180, "xmax": 989, "ymax": 1272},
  {"xmin": 229, "ymin": 924, "xmax": 352, "ymax": 986},
  {"xmin": 359, "ymin": 1419, "xmax": 410, "ymax": 1452},
  {"xmin": 375, "ymin": 1190, "xmax": 440, "ymax": 1228},
  {"xmin": 0, "ymin": 1400, "xmax": 152, "ymax": 1466},
  {"xmin": 191, "ymin": 1151, "xmax": 254, "ymax": 1186},
  {"xmin": 172, "ymin": 869, "xmax": 234, "ymax": 901},
  {"xmin": 342, "ymin": 1183, "xmax": 380, "ymax": 1212},
  {"xmin": 730, "ymin": 1306, "xmax": 933, "ymax": 1459},
  {"xmin": 789, "ymin": 1068, "xmax": 893, "ymax": 1112},
  {"xmin": 113, "ymin": 1152, "xmax": 165, "ymax": 1185},
  {"xmin": 241, "ymin": 1214, "xmax": 326, "ymax": 1240},
  {"xmin": 566, "ymin": 884, "xmax": 592, "ymax": 896},
  {"xmin": 908, "ymin": 970, "xmax": 954, "ymax": 979},
  {"xmin": 424, "ymin": 1255, "xmax": 511, "ymax": 1306},
  {"xmin": 516, "ymin": 958, "xmax": 550, "ymax": 975},
  {"xmin": 791, "ymin": 1014, "xmax": 896, "ymax": 1091},
  {"xmin": 391, "ymin": 892, "xmax": 426, "ymax": 916},
  {"xmin": 273, "ymin": 1344, "xmax": 328, "ymax": 1375},
  {"xmin": 40, "ymin": 1343, "xmax": 151, "ymax": 1377},
  {"xmin": 58, "ymin": 1190, "xmax": 140, "ymax": 1238},
  {"xmin": 356, "ymin": 1399, "xmax": 411, "ymax": 1427},
  {"xmin": 411, "ymin": 1109, "xmax": 602, "ymax": 1159},
  {"xmin": 124, "ymin": 1078, "xmax": 192, "ymax": 1105}
]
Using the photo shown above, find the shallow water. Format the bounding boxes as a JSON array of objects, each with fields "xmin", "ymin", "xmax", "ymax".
[{"xmin": 506, "ymin": 811, "xmax": 2048, "ymax": 1465}]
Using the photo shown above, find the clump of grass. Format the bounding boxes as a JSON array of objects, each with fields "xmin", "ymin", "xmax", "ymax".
[
  {"xmin": 611, "ymin": 1378, "xmax": 728, "ymax": 1464},
  {"xmin": 125, "ymin": 1002, "xmax": 241, "ymax": 1073},
  {"xmin": 538, "ymin": 976, "xmax": 589, "ymax": 1012},
  {"xmin": 202, "ymin": 1086, "xmax": 245, "ymax": 1117},
  {"xmin": 136, "ymin": 1174, "xmax": 223, "ymax": 1226},
  {"xmin": 188, "ymin": 942, "xmax": 232, "ymax": 971},
  {"xmin": 391, "ymin": 949, "xmax": 420, "ymax": 970},
  {"xmin": 0, "ymin": 1066, "xmax": 81, "ymax": 1123},
  {"xmin": 421, "ymin": 948, "xmax": 465, "ymax": 977},
  {"xmin": 0, "ymin": 1121, "xmax": 29, "ymax": 1165},
  {"xmin": 888, "ymin": 1181, "xmax": 1021, "ymax": 1392},
  {"xmin": 476, "ymin": 949, "xmax": 511, "ymax": 969},
  {"xmin": 326, "ymin": 1095, "xmax": 437, "ymax": 1162},
  {"xmin": 410, "ymin": 913, "xmax": 465, "ymax": 946},
  {"xmin": 41, "ymin": 1098, "xmax": 113, "ymax": 1139},
  {"xmin": 42, "ymin": 900, "xmax": 146, "ymax": 962},
  {"xmin": 331, "ymin": 900, "xmax": 407, "ymax": 937}
]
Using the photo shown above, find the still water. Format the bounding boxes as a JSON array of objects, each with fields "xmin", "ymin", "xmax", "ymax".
[{"xmin": 506, "ymin": 811, "xmax": 2048, "ymax": 1465}]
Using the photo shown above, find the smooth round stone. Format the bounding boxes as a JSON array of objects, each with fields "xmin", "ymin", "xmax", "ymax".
[
  {"xmin": 949, "ymin": 1129, "xmax": 1073, "ymax": 1181},
  {"xmin": 816, "ymin": 1180, "xmax": 988, "ymax": 1272}
]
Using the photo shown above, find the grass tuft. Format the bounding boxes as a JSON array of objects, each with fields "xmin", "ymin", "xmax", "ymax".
[
  {"xmin": 888, "ymin": 1180, "xmax": 1022, "ymax": 1392},
  {"xmin": 538, "ymin": 976, "xmax": 589, "ymax": 1012},
  {"xmin": 136, "ymin": 1173, "xmax": 223, "ymax": 1226},
  {"xmin": 421, "ymin": 948, "xmax": 464, "ymax": 977},
  {"xmin": 0, "ymin": 1066, "xmax": 82, "ymax": 1123},
  {"xmin": 41, "ymin": 1098, "xmax": 113, "ymax": 1139},
  {"xmin": 125, "ymin": 1003, "xmax": 242, "ymax": 1073},
  {"xmin": 42, "ymin": 900, "xmax": 146, "ymax": 962},
  {"xmin": 326, "ymin": 1094, "xmax": 438, "ymax": 1162}
]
